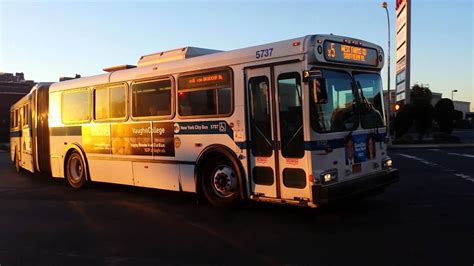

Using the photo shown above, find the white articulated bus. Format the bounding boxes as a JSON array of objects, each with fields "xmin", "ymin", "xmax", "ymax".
[
  {"xmin": 10, "ymin": 83, "xmax": 51, "ymax": 174},
  {"xmin": 10, "ymin": 34, "xmax": 399, "ymax": 207}
]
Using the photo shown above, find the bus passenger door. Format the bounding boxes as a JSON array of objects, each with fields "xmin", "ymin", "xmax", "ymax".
[{"xmin": 246, "ymin": 64, "xmax": 309, "ymax": 201}]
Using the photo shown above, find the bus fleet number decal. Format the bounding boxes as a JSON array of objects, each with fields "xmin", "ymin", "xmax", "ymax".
[{"xmin": 255, "ymin": 48, "xmax": 273, "ymax": 59}]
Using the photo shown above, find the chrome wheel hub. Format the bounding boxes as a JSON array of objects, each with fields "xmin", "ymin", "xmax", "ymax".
[
  {"xmin": 212, "ymin": 165, "xmax": 237, "ymax": 198},
  {"xmin": 69, "ymin": 157, "xmax": 83, "ymax": 182}
]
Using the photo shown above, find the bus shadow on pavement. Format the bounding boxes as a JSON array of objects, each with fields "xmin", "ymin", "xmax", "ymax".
[{"xmin": 4, "ymin": 157, "xmax": 397, "ymax": 225}]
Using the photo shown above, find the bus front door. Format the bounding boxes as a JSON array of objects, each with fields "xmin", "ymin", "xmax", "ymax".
[{"xmin": 246, "ymin": 64, "xmax": 309, "ymax": 201}]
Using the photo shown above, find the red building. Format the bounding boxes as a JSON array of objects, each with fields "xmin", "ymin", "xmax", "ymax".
[{"xmin": 0, "ymin": 72, "xmax": 35, "ymax": 143}]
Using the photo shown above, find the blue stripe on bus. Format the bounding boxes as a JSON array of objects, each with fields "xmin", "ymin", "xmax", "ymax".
[
  {"xmin": 48, "ymin": 121, "xmax": 235, "ymax": 138},
  {"xmin": 237, "ymin": 132, "xmax": 387, "ymax": 151},
  {"xmin": 10, "ymin": 130, "xmax": 22, "ymax": 137},
  {"xmin": 174, "ymin": 121, "xmax": 234, "ymax": 139},
  {"xmin": 47, "ymin": 123, "xmax": 386, "ymax": 152},
  {"xmin": 235, "ymin": 141, "xmax": 247, "ymax": 149},
  {"xmin": 304, "ymin": 132, "xmax": 387, "ymax": 151},
  {"xmin": 50, "ymin": 126, "xmax": 82, "ymax": 136},
  {"xmin": 304, "ymin": 138, "xmax": 346, "ymax": 151}
]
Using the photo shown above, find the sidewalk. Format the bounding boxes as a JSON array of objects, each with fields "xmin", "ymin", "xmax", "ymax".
[
  {"xmin": 389, "ymin": 143, "xmax": 474, "ymax": 150},
  {"xmin": 389, "ymin": 129, "xmax": 474, "ymax": 149}
]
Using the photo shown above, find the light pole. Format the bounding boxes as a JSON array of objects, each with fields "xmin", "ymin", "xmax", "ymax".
[
  {"xmin": 452, "ymin": 89, "xmax": 458, "ymax": 101},
  {"xmin": 382, "ymin": 1, "xmax": 391, "ymax": 138}
]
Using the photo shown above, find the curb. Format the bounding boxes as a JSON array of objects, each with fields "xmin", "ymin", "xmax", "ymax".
[{"xmin": 389, "ymin": 143, "xmax": 474, "ymax": 149}]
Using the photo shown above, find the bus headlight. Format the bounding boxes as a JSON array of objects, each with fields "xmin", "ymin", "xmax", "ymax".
[
  {"xmin": 382, "ymin": 159, "xmax": 393, "ymax": 169},
  {"xmin": 320, "ymin": 169, "xmax": 338, "ymax": 184}
]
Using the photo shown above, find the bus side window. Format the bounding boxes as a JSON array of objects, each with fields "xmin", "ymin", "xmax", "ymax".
[
  {"xmin": 94, "ymin": 84, "xmax": 127, "ymax": 121},
  {"xmin": 131, "ymin": 79, "xmax": 172, "ymax": 118},
  {"xmin": 24, "ymin": 104, "xmax": 29, "ymax": 127},
  {"xmin": 109, "ymin": 85, "xmax": 127, "ymax": 119},
  {"xmin": 62, "ymin": 89, "xmax": 90, "ymax": 124},
  {"xmin": 177, "ymin": 69, "xmax": 233, "ymax": 117},
  {"xmin": 94, "ymin": 87, "xmax": 109, "ymax": 120},
  {"xmin": 20, "ymin": 107, "xmax": 24, "ymax": 127},
  {"xmin": 13, "ymin": 109, "xmax": 18, "ymax": 128}
]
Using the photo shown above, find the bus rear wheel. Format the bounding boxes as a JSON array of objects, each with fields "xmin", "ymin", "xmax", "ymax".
[
  {"xmin": 66, "ymin": 151, "xmax": 87, "ymax": 189},
  {"xmin": 201, "ymin": 157, "xmax": 241, "ymax": 207}
]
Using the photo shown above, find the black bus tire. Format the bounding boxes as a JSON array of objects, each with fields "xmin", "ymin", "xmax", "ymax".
[
  {"xmin": 65, "ymin": 151, "xmax": 87, "ymax": 189},
  {"xmin": 201, "ymin": 156, "xmax": 241, "ymax": 208}
]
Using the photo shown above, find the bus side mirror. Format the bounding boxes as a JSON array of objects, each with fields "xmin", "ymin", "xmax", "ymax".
[{"xmin": 311, "ymin": 78, "xmax": 328, "ymax": 104}]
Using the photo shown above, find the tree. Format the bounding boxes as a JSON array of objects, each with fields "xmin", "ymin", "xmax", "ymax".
[
  {"xmin": 410, "ymin": 84, "xmax": 433, "ymax": 141},
  {"xmin": 393, "ymin": 103, "xmax": 414, "ymax": 140},
  {"xmin": 434, "ymin": 98, "xmax": 463, "ymax": 135}
]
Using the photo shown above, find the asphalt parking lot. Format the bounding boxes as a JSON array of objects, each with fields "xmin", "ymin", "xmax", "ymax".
[{"xmin": 0, "ymin": 148, "xmax": 473, "ymax": 265}]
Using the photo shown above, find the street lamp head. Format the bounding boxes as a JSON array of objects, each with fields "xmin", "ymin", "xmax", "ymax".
[
  {"xmin": 453, "ymin": 89, "xmax": 458, "ymax": 92},
  {"xmin": 382, "ymin": 1, "xmax": 388, "ymax": 8}
]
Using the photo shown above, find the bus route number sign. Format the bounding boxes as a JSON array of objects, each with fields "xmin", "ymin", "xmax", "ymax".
[
  {"xmin": 323, "ymin": 41, "xmax": 378, "ymax": 66},
  {"xmin": 255, "ymin": 48, "xmax": 273, "ymax": 59}
]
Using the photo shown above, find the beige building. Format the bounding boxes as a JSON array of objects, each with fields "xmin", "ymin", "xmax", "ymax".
[
  {"xmin": 0, "ymin": 72, "xmax": 35, "ymax": 142},
  {"xmin": 453, "ymin": 101, "xmax": 471, "ymax": 118}
]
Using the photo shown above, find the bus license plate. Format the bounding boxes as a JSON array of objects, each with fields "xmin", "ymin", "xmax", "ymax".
[{"xmin": 352, "ymin": 163, "xmax": 362, "ymax": 174}]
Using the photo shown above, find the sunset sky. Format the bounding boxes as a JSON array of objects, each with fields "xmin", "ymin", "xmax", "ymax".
[{"xmin": 1, "ymin": 0, "xmax": 472, "ymax": 110}]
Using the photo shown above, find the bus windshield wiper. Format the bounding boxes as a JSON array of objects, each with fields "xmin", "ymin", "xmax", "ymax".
[
  {"xmin": 355, "ymin": 80, "xmax": 384, "ymax": 129},
  {"xmin": 342, "ymin": 99, "xmax": 358, "ymax": 142},
  {"xmin": 350, "ymin": 81, "xmax": 364, "ymax": 113},
  {"xmin": 356, "ymin": 81, "xmax": 365, "ymax": 100},
  {"xmin": 354, "ymin": 80, "xmax": 376, "ymax": 112}
]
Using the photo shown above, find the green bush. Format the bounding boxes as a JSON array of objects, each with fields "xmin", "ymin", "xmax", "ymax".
[
  {"xmin": 393, "ymin": 104, "xmax": 413, "ymax": 140},
  {"xmin": 410, "ymin": 85, "xmax": 433, "ymax": 140},
  {"xmin": 434, "ymin": 98, "xmax": 463, "ymax": 134}
]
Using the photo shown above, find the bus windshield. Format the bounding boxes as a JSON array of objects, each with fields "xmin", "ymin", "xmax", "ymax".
[
  {"xmin": 310, "ymin": 70, "xmax": 359, "ymax": 132},
  {"xmin": 353, "ymin": 72, "xmax": 385, "ymax": 129},
  {"xmin": 310, "ymin": 70, "xmax": 385, "ymax": 133}
]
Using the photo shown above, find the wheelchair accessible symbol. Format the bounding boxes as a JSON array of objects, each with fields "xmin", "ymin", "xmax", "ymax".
[{"xmin": 218, "ymin": 122, "xmax": 226, "ymax": 132}]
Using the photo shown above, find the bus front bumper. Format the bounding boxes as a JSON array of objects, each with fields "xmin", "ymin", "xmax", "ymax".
[{"xmin": 312, "ymin": 168, "xmax": 399, "ymax": 206}]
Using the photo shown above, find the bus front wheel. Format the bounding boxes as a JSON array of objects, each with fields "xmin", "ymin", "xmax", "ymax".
[
  {"xmin": 201, "ymin": 157, "xmax": 241, "ymax": 207},
  {"xmin": 66, "ymin": 151, "xmax": 87, "ymax": 189}
]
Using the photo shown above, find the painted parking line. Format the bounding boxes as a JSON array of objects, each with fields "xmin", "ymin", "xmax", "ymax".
[
  {"xmin": 454, "ymin": 173, "xmax": 474, "ymax": 183},
  {"xmin": 398, "ymin": 153, "xmax": 473, "ymax": 183},
  {"xmin": 447, "ymin": 152, "xmax": 474, "ymax": 159},
  {"xmin": 398, "ymin": 154, "xmax": 439, "ymax": 166}
]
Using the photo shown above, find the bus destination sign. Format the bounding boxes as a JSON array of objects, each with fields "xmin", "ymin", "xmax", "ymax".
[
  {"xmin": 323, "ymin": 41, "xmax": 378, "ymax": 66},
  {"xmin": 179, "ymin": 70, "xmax": 231, "ymax": 90}
]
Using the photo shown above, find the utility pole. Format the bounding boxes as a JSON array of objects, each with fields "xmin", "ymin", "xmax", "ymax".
[
  {"xmin": 452, "ymin": 89, "xmax": 458, "ymax": 101},
  {"xmin": 382, "ymin": 1, "xmax": 391, "ymax": 139}
]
